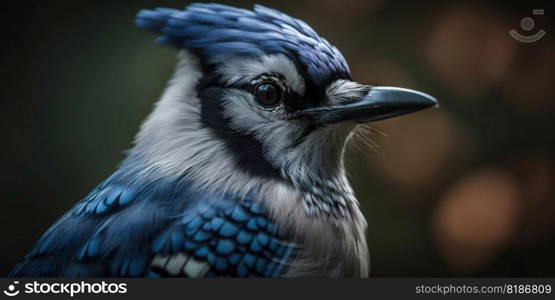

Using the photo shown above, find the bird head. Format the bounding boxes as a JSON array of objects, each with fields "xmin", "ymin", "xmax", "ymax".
[{"xmin": 134, "ymin": 3, "xmax": 437, "ymax": 191}]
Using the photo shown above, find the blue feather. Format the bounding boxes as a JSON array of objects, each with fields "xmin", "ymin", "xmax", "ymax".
[{"xmin": 135, "ymin": 3, "xmax": 351, "ymax": 85}]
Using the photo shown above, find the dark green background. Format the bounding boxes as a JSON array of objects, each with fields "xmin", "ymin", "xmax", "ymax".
[{"xmin": 2, "ymin": 0, "xmax": 554, "ymax": 276}]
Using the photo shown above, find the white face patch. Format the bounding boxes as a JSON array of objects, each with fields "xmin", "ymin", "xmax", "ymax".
[
  {"xmin": 131, "ymin": 51, "xmax": 361, "ymax": 224},
  {"xmin": 216, "ymin": 54, "xmax": 305, "ymax": 95},
  {"xmin": 216, "ymin": 77, "xmax": 366, "ymax": 188},
  {"xmin": 132, "ymin": 52, "xmax": 365, "ymax": 191}
]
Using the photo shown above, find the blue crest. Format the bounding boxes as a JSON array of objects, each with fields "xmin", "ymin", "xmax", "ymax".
[{"xmin": 136, "ymin": 3, "xmax": 350, "ymax": 85}]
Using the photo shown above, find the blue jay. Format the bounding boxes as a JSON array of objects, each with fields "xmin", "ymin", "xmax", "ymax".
[{"xmin": 10, "ymin": 3, "xmax": 436, "ymax": 278}]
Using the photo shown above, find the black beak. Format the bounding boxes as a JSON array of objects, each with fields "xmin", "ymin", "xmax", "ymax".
[{"xmin": 298, "ymin": 86, "xmax": 437, "ymax": 124}]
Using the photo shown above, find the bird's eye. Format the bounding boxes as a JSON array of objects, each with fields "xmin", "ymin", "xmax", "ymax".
[{"xmin": 254, "ymin": 82, "xmax": 282, "ymax": 107}]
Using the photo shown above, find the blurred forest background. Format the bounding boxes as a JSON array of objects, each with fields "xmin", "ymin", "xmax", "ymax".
[{"xmin": 2, "ymin": 0, "xmax": 554, "ymax": 276}]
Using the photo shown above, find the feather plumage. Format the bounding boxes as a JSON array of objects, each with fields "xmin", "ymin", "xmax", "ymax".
[
  {"xmin": 136, "ymin": 3, "xmax": 350, "ymax": 85},
  {"xmin": 10, "ymin": 165, "xmax": 296, "ymax": 277}
]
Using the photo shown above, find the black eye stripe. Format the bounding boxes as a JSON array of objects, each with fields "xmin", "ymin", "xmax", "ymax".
[{"xmin": 198, "ymin": 86, "xmax": 282, "ymax": 181}]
